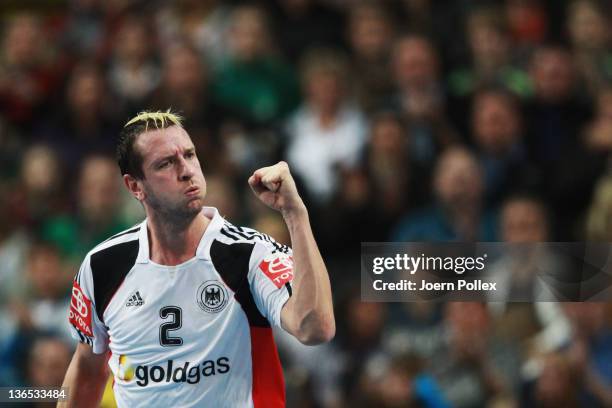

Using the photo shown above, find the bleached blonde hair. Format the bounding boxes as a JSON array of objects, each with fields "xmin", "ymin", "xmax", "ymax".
[
  {"xmin": 117, "ymin": 109, "xmax": 185, "ymax": 178},
  {"xmin": 124, "ymin": 109, "xmax": 184, "ymax": 131}
]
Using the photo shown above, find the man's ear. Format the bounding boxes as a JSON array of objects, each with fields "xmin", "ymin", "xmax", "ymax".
[{"xmin": 123, "ymin": 174, "xmax": 146, "ymax": 201}]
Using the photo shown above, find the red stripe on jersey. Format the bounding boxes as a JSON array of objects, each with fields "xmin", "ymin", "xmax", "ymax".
[{"xmin": 250, "ymin": 326, "xmax": 285, "ymax": 408}]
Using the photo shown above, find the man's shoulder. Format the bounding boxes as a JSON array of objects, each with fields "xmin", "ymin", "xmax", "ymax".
[
  {"xmin": 92, "ymin": 223, "xmax": 142, "ymax": 251},
  {"xmin": 78, "ymin": 223, "xmax": 143, "ymax": 320},
  {"xmin": 209, "ymin": 219, "xmax": 291, "ymax": 280},
  {"xmin": 82, "ymin": 223, "xmax": 143, "ymax": 265},
  {"xmin": 216, "ymin": 219, "xmax": 290, "ymax": 254}
]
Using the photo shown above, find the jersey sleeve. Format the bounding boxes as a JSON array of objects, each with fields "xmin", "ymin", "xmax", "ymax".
[
  {"xmin": 247, "ymin": 237, "xmax": 294, "ymax": 329},
  {"xmin": 68, "ymin": 256, "xmax": 109, "ymax": 354}
]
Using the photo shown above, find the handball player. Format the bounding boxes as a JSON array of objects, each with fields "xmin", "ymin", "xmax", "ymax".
[{"xmin": 58, "ymin": 111, "xmax": 335, "ymax": 407}]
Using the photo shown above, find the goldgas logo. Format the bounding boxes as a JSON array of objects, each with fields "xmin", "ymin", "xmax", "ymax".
[
  {"xmin": 120, "ymin": 357, "xmax": 231, "ymax": 387},
  {"xmin": 196, "ymin": 281, "xmax": 228, "ymax": 313},
  {"xmin": 259, "ymin": 253, "xmax": 294, "ymax": 289}
]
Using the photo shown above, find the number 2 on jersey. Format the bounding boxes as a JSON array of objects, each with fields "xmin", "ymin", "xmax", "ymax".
[{"xmin": 159, "ymin": 306, "xmax": 183, "ymax": 346}]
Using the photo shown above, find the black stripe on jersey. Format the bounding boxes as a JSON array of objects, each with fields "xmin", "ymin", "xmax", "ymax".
[
  {"xmin": 222, "ymin": 222, "xmax": 290, "ymax": 255},
  {"xmin": 75, "ymin": 226, "xmax": 141, "ymax": 285},
  {"xmin": 223, "ymin": 224, "xmax": 252, "ymax": 239},
  {"xmin": 76, "ymin": 329, "xmax": 93, "ymax": 346},
  {"xmin": 285, "ymin": 282, "xmax": 292, "ymax": 297},
  {"xmin": 90, "ymin": 240, "xmax": 139, "ymax": 323},
  {"xmin": 220, "ymin": 228, "xmax": 241, "ymax": 241},
  {"xmin": 224, "ymin": 223, "xmax": 258, "ymax": 240},
  {"xmin": 210, "ymin": 240, "xmax": 269, "ymax": 328}
]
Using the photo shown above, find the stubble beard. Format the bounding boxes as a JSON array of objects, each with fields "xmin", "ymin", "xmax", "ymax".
[{"xmin": 145, "ymin": 189, "xmax": 203, "ymax": 229}]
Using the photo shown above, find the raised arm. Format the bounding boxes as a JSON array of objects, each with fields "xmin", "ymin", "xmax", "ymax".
[
  {"xmin": 248, "ymin": 161, "xmax": 335, "ymax": 345},
  {"xmin": 57, "ymin": 343, "xmax": 109, "ymax": 408}
]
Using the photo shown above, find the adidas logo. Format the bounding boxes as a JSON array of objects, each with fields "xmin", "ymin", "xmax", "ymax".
[{"xmin": 126, "ymin": 291, "xmax": 144, "ymax": 307}]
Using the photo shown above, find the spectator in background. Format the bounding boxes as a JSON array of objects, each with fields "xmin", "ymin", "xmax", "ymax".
[
  {"xmin": 448, "ymin": 7, "xmax": 530, "ymax": 100},
  {"xmin": 0, "ymin": 13, "xmax": 63, "ymax": 130},
  {"xmin": 487, "ymin": 195, "xmax": 572, "ymax": 354},
  {"xmin": 0, "ymin": 243, "xmax": 72, "ymax": 388},
  {"xmin": 521, "ymin": 351, "xmax": 581, "ymax": 408},
  {"xmin": 390, "ymin": 35, "xmax": 457, "ymax": 168},
  {"xmin": 393, "ymin": 146, "xmax": 497, "ymax": 242},
  {"xmin": 382, "ymin": 302, "xmax": 445, "ymax": 366},
  {"xmin": 525, "ymin": 45, "xmax": 589, "ymax": 163},
  {"xmin": 150, "ymin": 42, "xmax": 209, "ymax": 121},
  {"xmin": 520, "ymin": 303, "xmax": 612, "ymax": 407},
  {"xmin": 269, "ymin": 0, "xmax": 346, "ymax": 64},
  {"xmin": 1, "ymin": 147, "xmax": 68, "ymax": 314},
  {"xmin": 500, "ymin": 195, "xmax": 549, "ymax": 244},
  {"xmin": 149, "ymin": 41, "xmax": 227, "ymax": 172},
  {"xmin": 154, "ymin": 0, "xmax": 231, "ymax": 64},
  {"xmin": 211, "ymin": 5, "xmax": 299, "ymax": 125},
  {"xmin": 11, "ymin": 144, "xmax": 66, "ymax": 230},
  {"xmin": 567, "ymin": 0, "xmax": 612, "ymax": 97},
  {"xmin": 35, "ymin": 63, "xmax": 119, "ymax": 167},
  {"xmin": 525, "ymin": 45, "xmax": 598, "ymax": 238},
  {"xmin": 323, "ymin": 111, "xmax": 428, "ymax": 252},
  {"xmin": 347, "ymin": 1, "xmax": 396, "ymax": 113},
  {"xmin": 430, "ymin": 302, "xmax": 520, "ymax": 408},
  {"xmin": 360, "ymin": 353, "xmax": 450, "ymax": 408},
  {"xmin": 285, "ymin": 48, "xmax": 367, "ymax": 205},
  {"xmin": 335, "ymin": 289, "xmax": 389, "ymax": 405},
  {"xmin": 108, "ymin": 16, "xmax": 160, "ymax": 111},
  {"xmin": 24, "ymin": 334, "xmax": 72, "ymax": 393},
  {"xmin": 504, "ymin": 0, "xmax": 548, "ymax": 51},
  {"xmin": 7, "ymin": 242, "xmax": 72, "ymax": 342},
  {"xmin": 42, "ymin": 155, "xmax": 132, "ymax": 264},
  {"xmin": 60, "ymin": 0, "xmax": 107, "ymax": 59},
  {"xmin": 392, "ymin": 0, "xmax": 459, "ymax": 56},
  {"xmin": 471, "ymin": 88, "xmax": 531, "ymax": 207},
  {"xmin": 562, "ymin": 303, "xmax": 612, "ymax": 406},
  {"xmin": 361, "ymin": 111, "xmax": 417, "ymax": 216}
]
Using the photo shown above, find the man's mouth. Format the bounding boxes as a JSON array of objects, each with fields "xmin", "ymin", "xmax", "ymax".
[{"xmin": 185, "ymin": 186, "xmax": 200, "ymax": 196}]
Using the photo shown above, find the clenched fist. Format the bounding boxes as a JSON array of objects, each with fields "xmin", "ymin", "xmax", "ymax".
[{"xmin": 248, "ymin": 161, "xmax": 305, "ymax": 216}]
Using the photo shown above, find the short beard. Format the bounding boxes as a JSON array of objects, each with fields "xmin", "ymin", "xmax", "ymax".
[{"xmin": 145, "ymin": 189, "xmax": 203, "ymax": 230}]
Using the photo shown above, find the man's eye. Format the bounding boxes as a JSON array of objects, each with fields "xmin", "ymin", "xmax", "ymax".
[
  {"xmin": 185, "ymin": 152, "xmax": 195, "ymax": 159},
  {"xmin": 158, "ymin": 161, "xmax": 170, "ymax": 169}
]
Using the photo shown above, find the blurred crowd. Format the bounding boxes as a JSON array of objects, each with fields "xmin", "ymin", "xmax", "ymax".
[{"xmin": 1, "ymin": 0, "xmax": 612, "ymax": 407}]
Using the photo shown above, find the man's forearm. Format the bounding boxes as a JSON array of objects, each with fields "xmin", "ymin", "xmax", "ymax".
[
  {"xmin": 282, "ymin": 205, "xmax": 335, "ymax": 344},
  {"xmin": 58, "ymin": 349, "xmax": 108, "ymax": 408},
  {"xmin": 248, "ymin": 161, "xmax": 335, "ymax": 344}
]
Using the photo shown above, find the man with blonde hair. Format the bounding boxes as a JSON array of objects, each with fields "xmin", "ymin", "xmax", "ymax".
[{"xmin": 60, "ymin": 110, "xmax": 335, "ymax": 407}]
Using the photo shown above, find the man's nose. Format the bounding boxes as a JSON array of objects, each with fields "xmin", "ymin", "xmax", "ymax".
[{"xmin": 178, "ymin": 158, "xmax": 194, "ymax": 181}]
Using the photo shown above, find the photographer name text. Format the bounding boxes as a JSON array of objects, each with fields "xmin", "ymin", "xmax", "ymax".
[{"xmin": 373, "ymin": 279, "xmax": 497, "ymax": 291}]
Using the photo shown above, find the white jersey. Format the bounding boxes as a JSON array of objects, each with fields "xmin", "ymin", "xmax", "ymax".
[{"xmin": 68, "ymin": 207, "xmax": 294, "ymax": 407}]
